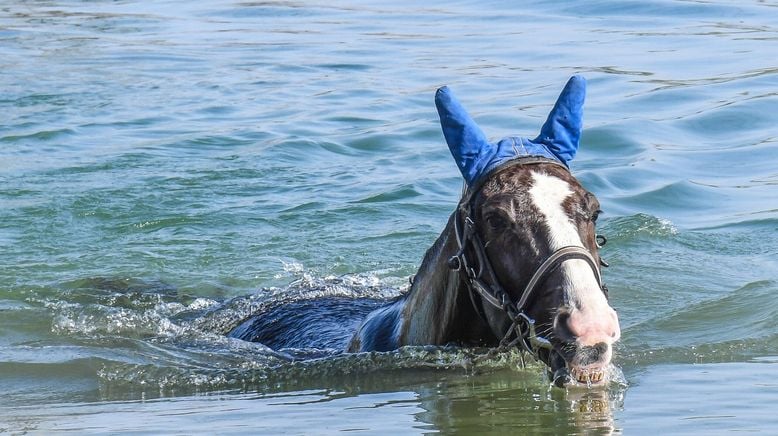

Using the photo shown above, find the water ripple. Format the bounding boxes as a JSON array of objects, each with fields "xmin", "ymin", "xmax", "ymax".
[{"xmin": 1, "ymin": 1, "xmax": 778, "ymax": 429}]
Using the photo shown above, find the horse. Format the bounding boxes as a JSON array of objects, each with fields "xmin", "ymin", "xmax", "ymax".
[{"xmin": 229, "ymin": 76, "xmax": 621, "ymax": 387}]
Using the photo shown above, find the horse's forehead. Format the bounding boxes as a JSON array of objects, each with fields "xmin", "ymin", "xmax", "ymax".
[
  {"xmin": 528, "ymin": 169, "xmax": 586, "ymax": 249},
  {"xmin": 529, "ymin": 171, "xmax": 575, "ymax": 207},
  {"xmin": 481, "ymin": 166, "xmax": 582, "ymax": 212}
]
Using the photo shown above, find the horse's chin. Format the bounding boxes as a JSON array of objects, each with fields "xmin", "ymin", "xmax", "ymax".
[{"xmin": 547, "ymin": 349, "xmax": 609, "ymax": 388}]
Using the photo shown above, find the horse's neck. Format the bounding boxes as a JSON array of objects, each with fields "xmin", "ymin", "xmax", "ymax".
[{"xmin": 399, "ymin": 213, "xmax": 492, "ymax": 346}]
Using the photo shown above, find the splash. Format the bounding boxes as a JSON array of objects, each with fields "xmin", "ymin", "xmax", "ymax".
[{"xmin": 96, "ymin": 345, "xmax": 547, "ymax": 400}]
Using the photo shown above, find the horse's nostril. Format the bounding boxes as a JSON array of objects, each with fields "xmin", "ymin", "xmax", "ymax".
[{"xmin": 561, "ymin": 305, "xmax": 620, "ymax": 345}]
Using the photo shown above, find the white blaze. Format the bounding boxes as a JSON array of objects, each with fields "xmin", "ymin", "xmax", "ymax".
[{"xmin": 528, "ymin": 171, "xmax": 606, "ymax": 310}]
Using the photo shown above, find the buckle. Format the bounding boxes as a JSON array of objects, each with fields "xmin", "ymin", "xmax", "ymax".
[{"xmin": 447, "ymin": 255, "xmax": 462, "ymax": 271}]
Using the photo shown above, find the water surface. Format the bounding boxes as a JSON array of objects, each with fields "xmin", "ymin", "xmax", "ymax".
[{"xmin": 1, "ymin": 0, "xmax": 777, "ymax": 434}]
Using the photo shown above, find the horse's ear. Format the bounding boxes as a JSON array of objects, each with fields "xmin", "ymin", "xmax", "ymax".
[
  {"xmin": 435, "ymin": 86, "xmax": 492, "ymax": 185},
  {"xmin": 533, "ymin": 75, "xmax": 586, "ymax": 165}
]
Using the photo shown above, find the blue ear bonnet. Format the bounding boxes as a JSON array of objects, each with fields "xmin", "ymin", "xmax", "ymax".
[{"xmin": 435, "ymin": 75, "xmax": 586, "ymax": 186}]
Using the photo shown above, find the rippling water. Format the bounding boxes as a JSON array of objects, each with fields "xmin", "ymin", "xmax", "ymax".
[{"xmin": 2, "ymin": 0, "xmax": 777, "ymax": 434}]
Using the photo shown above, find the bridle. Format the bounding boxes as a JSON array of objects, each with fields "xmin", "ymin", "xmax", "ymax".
[{"xmin": 446, "ymin": 157, "xmax": 609, "ymax": 360}]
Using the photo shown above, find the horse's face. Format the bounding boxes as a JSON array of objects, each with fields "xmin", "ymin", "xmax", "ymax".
[{"xmin": 474, "ymin": 163, "xmax": 620, "ymax": 386}]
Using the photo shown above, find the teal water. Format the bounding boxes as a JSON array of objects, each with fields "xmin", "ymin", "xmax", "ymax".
[{"xmin": 2, "ymin": 0, "xmax": 777, "ymax": 434}]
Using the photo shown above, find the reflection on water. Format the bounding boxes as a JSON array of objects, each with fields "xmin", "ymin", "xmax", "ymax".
[
  {"xmin": 3, "ymin": 366, "xmax": 627, "ymax": 435},
  {"xmin": 413, "ymin": 372, "xmax": 624, "ymax": 435}
]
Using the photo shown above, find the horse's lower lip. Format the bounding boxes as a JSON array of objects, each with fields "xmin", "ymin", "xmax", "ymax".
[
  {"xmin": 548, "ymin": 350, "xmax": 572, "ymax": 387},
  {"xmin": 551, "ymin": 367, "xmax": 572, "ymax": 387}
]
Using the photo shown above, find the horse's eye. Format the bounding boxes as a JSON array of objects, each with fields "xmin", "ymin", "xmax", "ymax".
[
  {"xmin": 591, "ymin": 209, "xmax": 602, "ymax": 223},
  {"xmin": 484, "ymin": 213, "xmax": 508, "ymax": 231}
]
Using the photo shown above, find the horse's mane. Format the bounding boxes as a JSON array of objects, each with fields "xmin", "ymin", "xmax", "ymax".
[{"xmin": 404, "ymin": 212, "xmax": 456, "ymax": 298}]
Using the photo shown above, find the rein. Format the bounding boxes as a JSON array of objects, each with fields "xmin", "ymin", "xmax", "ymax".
[{"xmin": 446, "ymin": 158, "xmax": 608, "ymax": 361}]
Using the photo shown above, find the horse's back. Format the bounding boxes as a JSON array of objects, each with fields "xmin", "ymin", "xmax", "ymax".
[
  {"xmin": 228, "ymin": 296, "xmax": 385, "ymax": 350},
  {"xmin": 347, "ymin": 298, "xmax": 406, "ymax": 352}
]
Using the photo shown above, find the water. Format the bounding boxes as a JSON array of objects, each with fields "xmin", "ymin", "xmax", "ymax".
[{"xmin": 1, "ymin": 0, "xmax": 777, "ymax": 433}]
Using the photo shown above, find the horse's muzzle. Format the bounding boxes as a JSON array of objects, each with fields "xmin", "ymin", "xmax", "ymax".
[{"xmin": 548, "ymin": 304, "xmax": 620, "ymax": 387}]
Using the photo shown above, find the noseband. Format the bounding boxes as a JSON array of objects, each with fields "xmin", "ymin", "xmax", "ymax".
[{"xmin": 447, "ymin": 158, "xmax": 609, "ymax": 360}]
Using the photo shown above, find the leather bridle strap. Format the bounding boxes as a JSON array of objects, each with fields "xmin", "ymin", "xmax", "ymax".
[
  {"xmin": 514, "ymin": 245, "xmax": 602, "ymax": 312},
  {"xmin": 452, "ymin": 207, "xmax": 604, "ymax": 316}
]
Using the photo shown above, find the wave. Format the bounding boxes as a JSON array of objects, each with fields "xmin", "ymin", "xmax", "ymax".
[
  {"xmin": 599, "ymin": 213, "xmax": 678, "ymax": 242},
  {"xmin": 619, "ymin": 280, "xmax": 778, "ymax": 365}
]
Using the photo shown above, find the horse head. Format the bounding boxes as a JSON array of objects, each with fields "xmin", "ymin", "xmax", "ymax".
[{"xmin": 436, "ymin": 76, "xmax": 620, "ymax": 386}]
